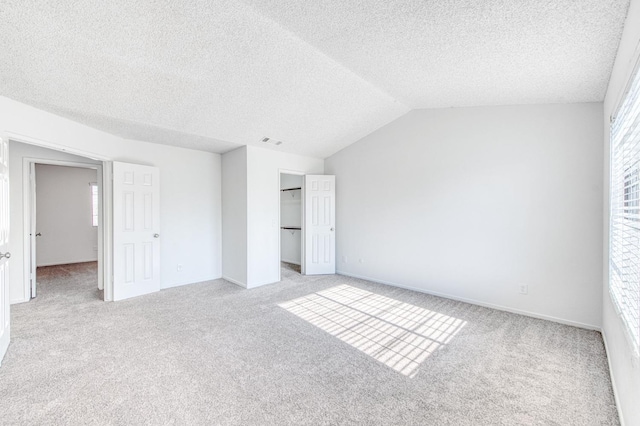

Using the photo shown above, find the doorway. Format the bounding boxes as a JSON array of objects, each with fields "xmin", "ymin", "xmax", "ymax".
[
  {"xmin": 31, "ymin": 163, "xmax": 102, "ymax": 301},
  {"xmin": 20, "ymin": 153, "xmax": 106, "ymax": 302},
  {"xmin": 280, "ymin": 172, "xmax": 304, "ymax": 277},
  {"xmin": 278, "ymin": 172, "xmax": 337, "ymax": 280}
]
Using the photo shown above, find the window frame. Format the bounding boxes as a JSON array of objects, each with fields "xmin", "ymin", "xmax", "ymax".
[
  {"xmin": 90, "ymin": 182, "xmax": 99, "ymax": 227},
  {"xmin": 609, "ymin": 56, "xmax": 640, "ymax": 357}
]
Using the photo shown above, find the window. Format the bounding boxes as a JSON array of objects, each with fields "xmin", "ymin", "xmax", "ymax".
[
  {"xmin": 90, "ymin": 183, "xmax": 99, "ymax": 227},
  {"xmin": 610, "ymin": 60, "xmax": 640, "ymax": 355}
]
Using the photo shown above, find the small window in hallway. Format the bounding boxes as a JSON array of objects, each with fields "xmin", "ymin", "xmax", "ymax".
[{"xmin": 90, "ymin": 183, "xmax": 98, "ymax": 227}]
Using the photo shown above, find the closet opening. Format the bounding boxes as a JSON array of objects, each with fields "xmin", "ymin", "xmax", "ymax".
[{"xmin": 279, "ymin": 172, "xmax": 304, "ymax": 277}]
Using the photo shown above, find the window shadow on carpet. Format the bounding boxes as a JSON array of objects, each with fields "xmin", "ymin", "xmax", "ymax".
[{"xmin": 279, "ymin": 284, "xmax": 466, "ymax": 378}]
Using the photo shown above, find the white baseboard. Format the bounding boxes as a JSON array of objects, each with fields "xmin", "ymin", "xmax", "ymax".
[
  {"xmin": 222, "ymin": 275, "xmax": 247, "ymax": 288},
  {"xmin": 337, "ymin": 270, "xmax": 601, "ymax": 331},
  {"xmin": 601, "ymin": 330, "xmax": 626, "ymax": 426},
  {"xmin": 10, "ymin": 296, "xmax": 30, "ymax": 305},
  {"xmin": 281, "ymin": 259, "xmax": 301, "ymax": 266},
  {"xmin": 247, "ymin": 279, "xmax": 279, "ymax": 289},
  {"xmin": 37, "ymin": 259, "xmax": 98, "ymax": 267},
  {"xmin": 161, "ymin": 275, "xmax": 222, "ymax": 290}
]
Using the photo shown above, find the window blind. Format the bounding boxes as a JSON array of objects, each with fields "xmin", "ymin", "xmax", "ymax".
[
  {"xmin": 90, "ymin": 183, "xmax": 99, "ymax": 227},
  {"xmin": 610, "ymin": 58, "xmax": 640, "ymax": 355}
]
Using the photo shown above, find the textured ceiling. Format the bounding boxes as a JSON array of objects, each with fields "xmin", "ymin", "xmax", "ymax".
[
  {"xmin": 247, "ymin": 0, "xmax": 631, "ymax": 108},
  {"xmin": 0, "ymin": 0, "xmax": 629, "ymax": 158}
]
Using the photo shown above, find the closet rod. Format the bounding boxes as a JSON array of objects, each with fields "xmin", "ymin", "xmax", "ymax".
[
  {"xmin": 281, "ymin": 187, "xmax": 301, "ymax": 192},
  {"xmin": 281, "ymin": 226, "xmax": 301, "ymax": 230}
]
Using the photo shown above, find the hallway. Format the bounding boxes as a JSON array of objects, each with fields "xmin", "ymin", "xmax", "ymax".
[{"xmin": 34, "ymin": 262, "xmax": 101, "ymax": 303}]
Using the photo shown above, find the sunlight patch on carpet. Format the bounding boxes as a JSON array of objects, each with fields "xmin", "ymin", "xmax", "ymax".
[{"xmin": 280, "ymin": 284, "xmax": 466, "ymax": 377}]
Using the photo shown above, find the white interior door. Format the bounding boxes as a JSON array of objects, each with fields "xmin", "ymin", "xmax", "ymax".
[
  {"xmin": 113, "ymin": 162, "xmax": 160, "ymax": 301},
  {"xmin": 304, "ymin": 175, "xmax": 335, "ymax": 275},
  {"xmin": 0, "ymin": 137, "xmax": 11, "ymax": 364},
  {"xmin": 29, "ymin": 163, "xmax": 36, "ymax": 299}
]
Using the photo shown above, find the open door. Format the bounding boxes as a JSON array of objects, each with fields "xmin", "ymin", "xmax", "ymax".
[
  {"xmin": 0, "ymin": 137, "xmax": 11, "ymax": 364},
  {"xmin": 304, "ymin": 175, "xmax": 336, "ymax": 275},
  {"xmin": 28, "ymin": 162, "xmax": 36, "ymax": 298},
  {"xmin": 113, "ymin": 162, "xmax": 160, "ymax": 301}
]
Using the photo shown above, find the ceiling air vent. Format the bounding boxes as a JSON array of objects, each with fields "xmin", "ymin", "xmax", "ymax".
[{"xmin": 261, "ymin": 137, "xmax": 282, "ymax": 146}]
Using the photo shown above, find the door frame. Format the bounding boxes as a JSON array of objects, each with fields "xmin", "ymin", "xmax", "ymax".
[
  {"xmin": 278, "ymin": 169, "xmax": 306, "ymax": 282},
  {"xmin": 6, "ymin": 132, "xmax": 114, "ymax": 302},
  {"xmin": 24, "ymin": 158, "xmax": 104, "ymax": 299}
]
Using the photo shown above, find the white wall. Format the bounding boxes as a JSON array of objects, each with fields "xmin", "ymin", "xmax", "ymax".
[
  {"xmin": 223, "ymin": 146, "xmax": 324, "ymax": 288},
  {"xmin": 35, "ymin": 164, "xmax": 98, "ymax": 266},
  {"xmin": 280, "ymin": 174, "xmax": 302, "ymax": 265},
  {"xmin": 325, "ymin": 103, "xmax": 603, "ymax": 329},
  {"xmin": 221, "ymin": 146, "xmax": 322, "ymax": 288},
  {"xmin": 246, "ymin": 146, "xmax": 323, "ymax": 288},
  {"xmin": 221, "ymin": 146, "xmax": 248, "ymax": 286},
  {"xmin": 280, "ymin": 174, "xmax": 303, "ymax": 191},
  {"xmin": 602, "ymin": 0, "xmax": 640, "ymax": 424},
  {"xmin": 3, "ymin": 97, "xmax": 222, "ymax": 303}
]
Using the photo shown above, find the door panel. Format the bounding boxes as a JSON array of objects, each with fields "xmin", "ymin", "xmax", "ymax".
[
  {"xmin": 0, "ymin": 137, "xmax": 10, "ymax": 364},
  {"xmin": 113, "ymin": 162, "xmax": 160, "ymax": 301},
  {"xmin": 29, "ymin": 164, "xmax": 36, "ymax": 298},
  {"xmin": 304, "ymin": 175, "xmax": 335, "ymax": 275}
]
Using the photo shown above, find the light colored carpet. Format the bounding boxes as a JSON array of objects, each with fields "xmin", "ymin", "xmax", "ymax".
[
  {"xmin": 0, "ymin": 262, "xmax": 618, "ymax": 425},
  {"xmin": 281, "ymin": 261, "xmax": 301, "ymax": 274}
]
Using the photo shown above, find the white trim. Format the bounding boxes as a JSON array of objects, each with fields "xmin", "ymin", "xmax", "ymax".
[
  {"xmin": 102, "ymin": 162, "xmax": 113, "ymax": 301},
  {"xmin": 22, "ymin": 158, "xmax": 104, "ymax": 300},
  {"xmin": 15, "ymin": 151, "xmax": 112, "ymax": 302},
  {"xmin": 222, "ymin": 275, "xmax": 247, "ymax": 288},
  {"xmin": 24, "ymin": 162, "xmax": 34, "ymax": 302},
  {"xmin": 602, "ymin": 330, "xmax": 626, "ymax": 426},
  {"xmin": 281, "ymin": 259, "xmax": 301, "ymax": 266},
  {"xmin": 610, "ymin": 37, "xmax": 640, "ymax": 123},
  {"xmin": 36, "ymin": 259, "xmax": 99, "ymax": 268},
  {"xmin": 5, "ymin": 132, "xmax": 110, "ymax": 161},
  {"xmin": 337, "ymin": 270, "xmax": 602, "ymax": 331},
  {"xmin": 278, "ymin": 169, "xmax": 307, "ymax": 175},
  {"xmin": 607, "ymin": 50, "xmax": 640, "ymax": 355},
  {"xmin": 23, "ymin": 158, "xmax": 99, "ymax": 169}
]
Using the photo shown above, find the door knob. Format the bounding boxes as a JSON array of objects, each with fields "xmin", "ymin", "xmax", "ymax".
[
  {"xmin": 35, "ymin": 232, "xmax": 42, "ymax": 237},
  {"xmin": 330, "ymin": 228, "xmax": 334, "ymax": 232},
  {"xmin": 0, "ymin": 252, "xmax": 11, "ymax": 259},
  {"xmin": 153, "ymin": 234, "xmax": 160, "ymax": 238}
]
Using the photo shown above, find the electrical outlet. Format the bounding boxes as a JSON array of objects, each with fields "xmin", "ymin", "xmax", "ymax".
[
  {"xmin": 519, "ymin": 284, "xmax": 528, "ymax": 295},
  {"xmin": 177, "ymin": 264, "xmax": 183, "ymax": 272}
]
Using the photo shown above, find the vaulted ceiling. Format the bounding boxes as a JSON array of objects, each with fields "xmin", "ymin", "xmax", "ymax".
[{"xmin": 0, "ymin": 1, "xmax": 630, "ymax": 158}]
